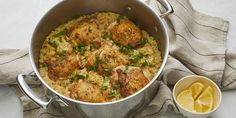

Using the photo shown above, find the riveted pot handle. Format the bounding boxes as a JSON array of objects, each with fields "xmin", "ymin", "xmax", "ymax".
[
  {"xmin": 17, "ymin": 74, "xmax": 68, "ymax": 109},
  {"xmin": 156, "ymin": 0, "xmax": 173, "ymax": 18}
]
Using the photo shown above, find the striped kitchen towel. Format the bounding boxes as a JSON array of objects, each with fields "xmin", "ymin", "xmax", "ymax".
[{"xmin": 0, "ymin": 0, "xmax": 234, "ymax": 117}]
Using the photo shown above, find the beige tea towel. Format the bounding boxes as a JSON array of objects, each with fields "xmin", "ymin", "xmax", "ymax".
[{"xmin": 0, "ymin": 0, "xmax": 235, "ymax": 118}]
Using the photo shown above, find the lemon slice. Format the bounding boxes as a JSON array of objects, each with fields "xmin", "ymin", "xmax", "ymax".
[
  {"xmin": 194, "ymin": 101, "xmax": 203, "ymax": 113},
  {"xmin": 177, "ymin": 89, "xmax": 194, "ymax": 111},
  {"xmin": 189, "ymin": 82, "xmax": 204, "ymax": 99},
  {"xmin": 196, "ymin": 86, "xmax": 214, "ymax": 112}
]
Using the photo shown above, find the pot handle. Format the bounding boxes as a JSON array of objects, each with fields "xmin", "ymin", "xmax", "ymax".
[
  {"xmin": 17, "ymin": 74, "xmax": 68, "ymax": 109},
  {"xmin": 156, "ymin": 0, "xmax": 174, "ymax": 18}
]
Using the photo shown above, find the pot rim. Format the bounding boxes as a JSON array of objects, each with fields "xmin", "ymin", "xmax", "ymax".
[{"xmin": 29, "ymin": 0, "xmax": 170, "ymax": 106}]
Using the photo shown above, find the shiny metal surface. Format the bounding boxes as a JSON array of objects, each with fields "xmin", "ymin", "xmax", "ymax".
[
  {"xmin": 157, "ymin": 0, "xmax": 174, "ymax": 18},
  {"xmin": 16, "ymin": 74, "xmax": 69, "ymax": 109},
  {"xmin": 17, "ymin": 0, "xmax": 172, "ymax": 117}
]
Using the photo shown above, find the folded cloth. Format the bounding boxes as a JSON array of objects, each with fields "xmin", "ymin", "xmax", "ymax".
[{"xmin": 0, "ymin": 0, "xmax": 235, "ymax": 117}]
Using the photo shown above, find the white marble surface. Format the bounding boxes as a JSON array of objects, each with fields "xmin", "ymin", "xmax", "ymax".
[{"xmin": 0, "ymin": 0, "xmax": 235, "ymax": 118}]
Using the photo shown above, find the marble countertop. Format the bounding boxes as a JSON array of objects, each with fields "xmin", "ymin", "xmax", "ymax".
[{"xmin": 0, "ymin": 0, "xmax": 235, "ymax": 117}]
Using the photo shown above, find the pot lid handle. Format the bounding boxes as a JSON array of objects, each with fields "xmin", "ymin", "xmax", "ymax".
[{"xmin": 17, "ymin": 74, "xmax": 68, "ymax": 109}]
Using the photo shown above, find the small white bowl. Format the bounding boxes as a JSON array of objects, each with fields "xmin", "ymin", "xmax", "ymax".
[{"xmin": 173, "ymin": 75, "xmax": 222, "ymax": 118}]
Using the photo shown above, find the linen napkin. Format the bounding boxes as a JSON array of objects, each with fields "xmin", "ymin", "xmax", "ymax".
[{"xmin": 0, "ymin": 0, "xmax": 235, "ymax": 117}]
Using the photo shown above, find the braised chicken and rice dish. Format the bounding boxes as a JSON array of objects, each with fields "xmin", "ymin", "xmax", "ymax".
[{"xmin": 39, "ymin": 12, "xmax": 162, "ymax": 103}]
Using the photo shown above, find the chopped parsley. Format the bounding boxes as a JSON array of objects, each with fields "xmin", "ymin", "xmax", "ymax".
[
  {"xmin": 87, "ymin": 66, "xmax": 97, "ymax": 71},
  {"xmin": 54, "ymin": 29, "xmax": 67, "ymax": 37},
  {"xmin": 119, "ymin": 45, "xmax": 131, "ymax": 55},
  {"xmin": 48, "ymin": 41, "xmax": 58, "ymax": 48},
  {"xmin": 124, "ymin": 65, "xmax": 129, "ymax": 73},
  {"xmin": 142, "ymin": 60, "xmax": 149, "ymax": 67},
  {"xmin": 100, "ymin": 86, "xmax": 108, "ymax": 91},
  {"xmin": 95, "ymin": 53, "xmax": 105, "ymax": 64},
  {"xmin": 102, "ymin": 32, "xmax": 112, "ymax": 40},
  {"xmin": 102, "ymin": 76, "xmax": 109, "ymax": 81},
  {"xmin": 88, "ymin": 45, "xmax": 93, "ymax": 51},
  {"xmin": 102, "ymin": 68, "xmax": 111, "ymax": 73},
  {"xmin": 139, "ymin": 38, "xmax": 148, "ymax": 46},
  {"xmin": 117, "ymin": 15, "xmax": 125, "ymax": 23},
  {"xmin": 59, "ymin": 38, "xmax": 63, "ymax": 42},
  {"xmin": 69, "ymin": 72, "xmax": 87, "ymax": 83},
  {"xmin": 87, "ymin": 53, "xmax": 105, "ymax": 71},
  {"xmin": 130, "ymin": 53, "xmax": 144, "ymax": 63},
  {"xmin": 39, "ymin": 63, "xmax": 46, "ymax": 68},
  {"xmin": 73, "ymin": 44, "xmax": 85, "ymax": 55},
  {"xmin": 108, "ymin": 91, "xmax": 117, "ymax": 97},
  {"xmin": 57, "ymin": 50, "xmax": 67, "ymax": 60}
]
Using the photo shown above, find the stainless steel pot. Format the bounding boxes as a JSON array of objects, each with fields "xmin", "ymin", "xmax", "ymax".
[{"xmin": 17, "ymin": 0, "xmax": 172, "ymax": 117}]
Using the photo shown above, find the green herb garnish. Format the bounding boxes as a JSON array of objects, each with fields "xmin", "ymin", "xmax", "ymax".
[
  {"xmin": 54, "ymin": 29, "xmax": 67, "ymax": 37},
  {"xmin": 69, "ymin": 72, "xmax": 86, "ymax": 83},
  {"xmin": 119, "ymin": 45, "xmax": 131, "ymax": 55},
  {"xmin": 142, "ymin": 60, "xmax": 149, "ymax": 67},
  {"xmin": 102, "ymin": 32, "xmax": 112, "ymax": 40},
  {"xmin": 95, "ymin": 53, "xmax": 105, "ymax": 65},
  {"xmin": 49, "ymin": 41, "xmax": 58, "ymax": 48},
  {"xmin": 87, "ymin": 53, "xmax": 105, "ymax": 71},
  {"xmin": 117, "ymin": 15, "xmax": 125, "ymax": 23},
  {"xmin": 39, "ymin": 63, "xmax": 46, "ymax": 68},
  {"xmin": 102, "ymin": 76, "xmax": 109, "ymax": 81},
  {"xmin": 139, "ymin": 38, "xmax": 148, "ymax": 46},
  {"xmin": 87, "ymin": 66, "xmax": 96, "ymax": 71},
  {"xmin": 57, "ymin": 50, "xmax": 67, "ymax": 60},
  {"xmin": 73, "ymin": 44, "xmax": 85, "ymax": 55},
  {"xmin": 108, "ymin": 91, "xmax": 116, "ymax": 97},
  {"xmin": 100, "ymin": 86, "xmax": 108, "ymax": 91},
  {"xmin": 103, "ymin": 68, "xmax": 111, "ymax": 73},
  {"xmin": 130, "ymin": 53, "xmax": 144, "ymax": 63},
  {"xmin": 59, "ymin": 38, "xmax": 63, "ymax": 42},
  {"xmin": 88, "ymin": 45, "xmax": 93, "ymax": 51},
  {"xmin": 124, "ymin": 65, "xmax": 129, "ymax": 73}
]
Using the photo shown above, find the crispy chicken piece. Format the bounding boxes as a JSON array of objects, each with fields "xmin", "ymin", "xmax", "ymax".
[
  {"xmin": 69, "ymin": 22, "xmax": 101, "ymax": 44},
  {"xmin": 69, "ymin": 80, "xmax": 106, "ymax": 102},
  {"xmin": 110, "ymin": 66, "xmax": 149, "ymax": 97},
  {"xmin": 85, "ymin": 52, "xmax": 96, "ymax": 67},
  {"xmin": 45, "ymin": 55, "xmax": 80, "ymax": 80},
  {"xmin": 85, "ymin": 45, "xmax": 129, "ymax": 75},
  {"xmin": 110, "ymin": 19, "xmax": 142, "ymax": 47},
  {"xmin": 99, "ymin": 46, "xmax": 129, "ymax": 69},
  {"xmin": 92, "ymin": 38, "xmax": 103, "ymax": 49}
]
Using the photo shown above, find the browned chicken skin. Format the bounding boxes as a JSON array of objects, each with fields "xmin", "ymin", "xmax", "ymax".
[
  {"xmin": 69, "ymin": 22, "xmax": 101, "ymax": 45},
  {"xmin": 110, "ymin": 66, "xmax": 149, "ymax": 97},
  {"xmin": 45, "ymin": 55, "xmax": 80, "ymax": 80},
  {"xmin": 69, "ymin": 80, "xmax": 106, "ymax": 102},
  {"xmin": 110, "ymin": 19, "xmax": 142, "ymax": 47},
  {"xmin": 85, "ymin": 45, "xmax": 129, "ymax": 75},
  {"xmin": 91, "ymin": 38, "xmax": 103, "ymax": 49}
]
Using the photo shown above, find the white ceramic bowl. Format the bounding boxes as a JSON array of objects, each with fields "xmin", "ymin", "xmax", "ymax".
[{"xmin": 173, "ymin": 75, "xmax": 222, "ymax": 118}]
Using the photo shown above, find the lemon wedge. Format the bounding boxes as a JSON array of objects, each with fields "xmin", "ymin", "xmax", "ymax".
[
  {"xmin": 196, "ymin": 86, "xmax": 214, "ymax": 112},
  {"xmin": 177, "ymin": 89, "xmax": 194, "ymax": 111},
  {"xmin": 189, "ymin": 82, "xmax": 204, "ymax": 99}
]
